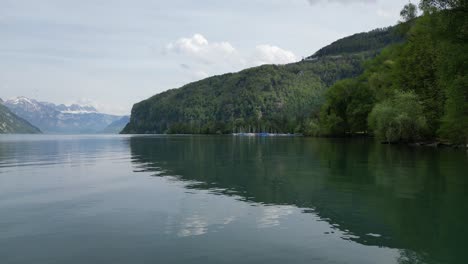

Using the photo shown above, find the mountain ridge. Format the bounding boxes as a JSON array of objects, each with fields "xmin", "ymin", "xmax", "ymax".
[
  {"xmin": 0, "ymin": 102, "xmax": 42, "ymax": 134},
  {"xmin": 307, "ymin": 26, "xmax": 404, "ymax": 59},
  {"xmin": 3, "ymin": 97, "xmax": 125, "ymax": 134}
]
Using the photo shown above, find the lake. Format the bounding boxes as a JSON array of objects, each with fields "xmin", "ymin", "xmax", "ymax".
[{"xmin": 0, "ymin": 135, "xmax": 467, "ymax": 264}]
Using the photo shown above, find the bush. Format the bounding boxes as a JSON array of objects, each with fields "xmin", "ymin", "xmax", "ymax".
[
  {"xmin": 303, "ymin": 119, "xmax": 321, "ymax": 136},
  {"xmin": 319, "ymin": 78, "xmax": 375, "ymax": 136},
  {"xmin": 439, "ymin": 76, "xmax": 468, "ymax": 144},
  {"xmin": 320, "ymin": 113, "xmax": 346, "ymax": 136},
  {"xmin": 368, "ymin": 91, "xmax": 428, "ymax": 143}
]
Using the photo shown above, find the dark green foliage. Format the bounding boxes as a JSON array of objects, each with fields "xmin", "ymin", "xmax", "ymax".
[
  {"xmin": 308, "ymin": 25, "xmax": 405, "ymax": 59},
  {"xmin": 0, "ymin": 104, "xmax": 41, "ymax": 134},
  {"xmin": 122, "ymin": 55, "xmax": 369, "ymax": 134},
  {"xmin": 395, "ymin": 15, "xmax": 444, "ymax": 134},
  {"xmin": 368, "ymin": 91, "xmax": 428, "ymax": 143},
  {"xmin": 398, "ymin": 1, "xmax": 467, "ymax": 143},
  {"xmin": 419, "ymin": 0, "xmax": 465, "ymax": 12},
  {"xmin": 318, "ymin": 2, "xmax": 467, "ymax": 144},
  {"xmin": 431, "ymin": 1, "xmax": 468, "ymax": 143},
  {"xmin": 320, "ymin": 78, "xmax": 375, "ymax": 135},
  {"xmin": 400, "ymin": 3, "xmax": 418, "ymax": 22},
  {"xmin": 317, "ymin": 45, "xmax": 402, "ymax": 137}
]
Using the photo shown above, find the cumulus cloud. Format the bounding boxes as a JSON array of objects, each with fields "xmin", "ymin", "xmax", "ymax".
[
  {"xmin": 251, "ymin": 45, "xmax": 298, "ymax": 66},
  {"xmin": 307, "ymin": 0, "xmax": 376, "ymax": 5},
  {"xmin": 166, "ymin": 33, "xmax": 297, "ymax": 67},
  {"xmin": 165, "ymin": 34, "xmax": 298, "ymax": 81},
  {"xmin": 166, "ymin": 34, "xmax": 238, "ymax": 64}
]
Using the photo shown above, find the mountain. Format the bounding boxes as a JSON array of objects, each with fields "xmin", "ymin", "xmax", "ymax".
[
  {"xmin": 0, "ymin": 102, "xmax": 41, "ymax": 134},
  {"xmin": 53, "ymin": 103, "xmax": 98, "ymax": 114},
  {"xmin": 101, "ymin": 116, "xmax": 130, "ymax": 134},
  {"xmin": 307, "ymin": 26, "xmax": 404, "ymax": 59},
  {"xmin": 122, "ymin": 25, "xmax": 405, "ymax": 134},
  {"xmin": 3, "ymin": 97, "xmax": 124, "ymax": 134}
]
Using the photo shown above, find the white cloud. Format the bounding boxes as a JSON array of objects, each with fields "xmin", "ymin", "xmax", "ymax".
[
  {"xmin": 165, "ymin": 34, "xmax": 298, "ymax": 80},
  {"xmin": 252, "ymin": 45, "xmax": 298, "ymax": 66},
  {"xmin": 165, "ymin": 34, "xmax": 238, "ymax": 65}
]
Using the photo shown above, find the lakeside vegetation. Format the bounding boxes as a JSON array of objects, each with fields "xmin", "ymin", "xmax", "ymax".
[
  {"xmin": 314, "ymin": 0, "xmax": 467, "ymax": 145},
  {"xmin": 123, "ymin": 0, "xmax": 467, "ymax": 145}
]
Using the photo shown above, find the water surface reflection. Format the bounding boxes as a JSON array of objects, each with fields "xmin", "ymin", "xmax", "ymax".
[
  {"xmin": 129, "ymin": 136, "xmax": 468, "ymax": 264},
  {"xmin": 0, "ymin": 135, "xmax": 466, "ymax": 264}
]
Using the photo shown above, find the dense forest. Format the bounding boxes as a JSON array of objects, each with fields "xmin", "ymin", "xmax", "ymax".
[
  {"xmin": 122, "ymin": 54, "xmax": 377, "ymax": 134},
  {"xmin": 308, "ymin": 26, "xmax": 404, "ymax": 59},
  {"xmin": 124, "ymin": 0, "xmax": 466, "ymax": 145},
  {"xmin": 314, "ymin": 0, "xmax": 467, "ymax": 145},
  {"xmin": 122, "ymin": 26, "xmax": 403, "ymax": 135}
]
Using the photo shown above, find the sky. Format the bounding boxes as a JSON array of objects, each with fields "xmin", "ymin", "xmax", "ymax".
[{"xmin": 0, "ymin": 0, "xmax": 409, "ymax": 115}]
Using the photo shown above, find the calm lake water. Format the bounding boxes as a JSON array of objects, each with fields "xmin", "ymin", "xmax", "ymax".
[{"xmin": 0, "ymin": 135, "xmax": 467, "ymax": 264}]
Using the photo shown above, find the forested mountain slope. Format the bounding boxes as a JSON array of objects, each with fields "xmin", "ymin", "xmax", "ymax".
[
  {"xmin": 124, "ymin": 1, "xmax": 465, "ymax": 143},
  {"xmin": 315, "ymin": 1, "xmax": 467, "ymax": 144},
  {"xmin": 308, "ymin": 26, "xmax": 404, "ymax": 59},
  {"xmin": 122, "ymin": 54, "xmax": 372, "ymax": 134},
  {"xmin": 122, "ymin": 24, "xmax": 408, "ymax": 134}
]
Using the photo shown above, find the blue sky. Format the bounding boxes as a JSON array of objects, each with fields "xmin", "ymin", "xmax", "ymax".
[{"xmin": 0, "ymin": 0, "xmax": 409, "ymax": 115}]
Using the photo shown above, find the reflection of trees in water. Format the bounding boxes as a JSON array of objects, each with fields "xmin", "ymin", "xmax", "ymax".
[{"xmin": 129, "ymin": 136, "xmax": 468, "ymax": 264}]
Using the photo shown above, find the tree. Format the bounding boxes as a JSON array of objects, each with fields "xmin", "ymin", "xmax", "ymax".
[
  {"xmin": 400, "ymin": 3, "xmax": 418, "ymax": 22},
  {"xmin": 414, "ymin": 0, "xmax": 468, "ymax": 144},
  {"xmin": 319, "ymin": 78, "xmax": 375, "ymax": 135},
  {"xmin": 419, "ymin": 0, "xmax": 464, "ymax": 13},
  {"xmin": 368, "ymin": 91, "xmax": 428, "ymax": 143}
]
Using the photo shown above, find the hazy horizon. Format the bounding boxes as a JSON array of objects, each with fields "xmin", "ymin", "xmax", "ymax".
[{"xmin": 1, "ymin": 0, "xmax": 408, "ymax": 115}]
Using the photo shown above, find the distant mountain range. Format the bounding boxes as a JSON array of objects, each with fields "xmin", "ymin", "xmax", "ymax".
[
  {"xmin": 0, "ymin": 99, "xmax": 41, "ymax": 134},
  {"xmin": 2, "ymin": 97, "xmax": 128, "ymax": 134},
  {"xmin": 101, "ymin": 116, "xmax": 130, "ymax": 134}
]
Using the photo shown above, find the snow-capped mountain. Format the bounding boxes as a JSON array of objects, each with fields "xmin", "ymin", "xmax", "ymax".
[
  {"xmin": 2, "ymin": 97, "xmax": 125, "ymax": 134},
  {"xmin": 54, "ymin": 104, "xmax": 98, "ymax": 114},
  {"xmin": 0, "ymin": 98, "xmax": 41, "ymax": 134}
]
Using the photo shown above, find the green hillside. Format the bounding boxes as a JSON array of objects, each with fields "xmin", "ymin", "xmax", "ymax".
[
  {"xmin": 308, "ymin": 26, "xmax": 404, "ymax": 59},
  {"xmin": 122, "ymin": 54, "xmax": 373, "ymax": 134},
  {"xmin": 123, "ymin": 0, "xmax": 466, "ymax": 144},
  {"xmin": 0, "ymin": 103, "xmax": 41, "ymax": 134},
  {"xmin": 122, "ymin": 23, "xmax": 407, "ymax": 135},
  {"xmin": 315, "ymin": 1, "xmax": 467, "ymax": 144}
]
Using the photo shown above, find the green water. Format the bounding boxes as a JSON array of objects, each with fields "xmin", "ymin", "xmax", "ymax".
[{"xmin": 0, "ymin": 135, "xmax": 467, "ymax": 264}]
